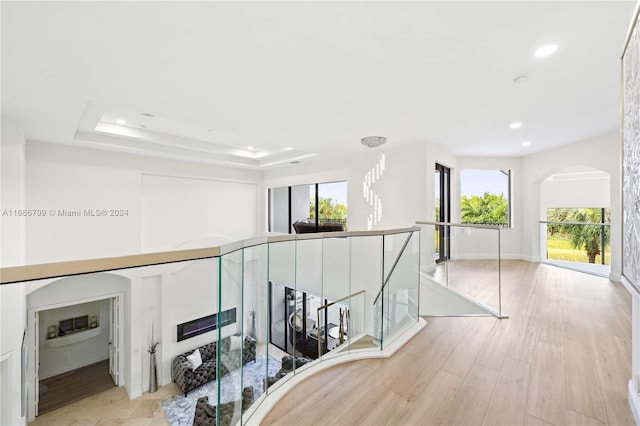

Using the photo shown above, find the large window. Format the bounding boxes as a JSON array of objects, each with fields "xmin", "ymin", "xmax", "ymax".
[
  {"xmin": 460, "ymin": 169, "xmax": 511, "ymax": 227},
  {"xmin": 268, "ymin": 181, "xmax": 347, "ymax": 233},
  {"xmin": 546, "ymin": 208, "xmax": 610, "ymax": 265}
]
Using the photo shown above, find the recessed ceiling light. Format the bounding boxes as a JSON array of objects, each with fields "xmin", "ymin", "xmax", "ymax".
[
  {"xmin": 247, "ymin": 146, "xmax": 254, "ymax": 150},
  {"xmin": 513, "ymin": 75, "xmax": 528, "ymax": 84},
  {"xmin": 116, "ymin": 119, "xmax": 126, "ymax": 125},
  {"xmin": 535, "ymin": 44, "xmax": 558, "ymax": 58},
  {"xmin": 522, "ymin": 141, "xmax": 532, "ymax": 146},
  {"xmin": 509, "ymin": 122, "xmax": 522, "ymax": 129}
]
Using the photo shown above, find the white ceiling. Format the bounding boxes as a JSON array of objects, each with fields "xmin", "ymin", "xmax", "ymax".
[{"xmin": 1, "ymin": 1, "xmax": 637, "ymax": 169}]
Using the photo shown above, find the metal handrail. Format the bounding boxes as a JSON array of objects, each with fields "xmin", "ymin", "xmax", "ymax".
[
  {"xmin": 540, "ymin": 220, "xmax": 610, "ymax": 227},
  {"xmin": 316, "ymin": 290, "xmax": 365, "ymax": 356},
  {"xmin": 372, "ymin": 231, "xmax": 415, "ymax": 306}
]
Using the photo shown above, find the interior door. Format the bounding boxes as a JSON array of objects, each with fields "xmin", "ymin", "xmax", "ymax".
[
  {"xmin": 109, "ymin": 297, "xmax": 120, "ymax": 385},
  {"xmin": 32, "ymin": 312, "xmax": 39, "ymax": 418}
]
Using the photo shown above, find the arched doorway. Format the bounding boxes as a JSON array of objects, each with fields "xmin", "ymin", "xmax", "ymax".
[
  {"xmin": 539, "ymin": 165, "xmax": 611, "ymax": 276},
  {"xmin": 26, "ymin": 273, "xmax": 128, "ymax": 420}
]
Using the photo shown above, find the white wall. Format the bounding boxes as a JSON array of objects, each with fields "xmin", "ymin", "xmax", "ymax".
[
  {"xmin": 1, "ymin": 117, "xmax": 26, "ymax": 267},
  {"xmin": 521, "ymin": 132, "xmax": 621, "ymax": 277},
  {"xmin": 0, "ymin": 284, "xmax": 26, "ymax": 426},
  {"xmin": 0, "ymin": 117, "xmax": 28, "ymax": 426},
  {"xmin": 25, "ymin": 141, "xmax": 262, "ymax": 264},
  {"xmin": 141, "ymin": 174, "xmax": 258, "ymax": 252},
  {"xmin": 540, "ymin": 173, "xmax": 610, "ymax": 210}
]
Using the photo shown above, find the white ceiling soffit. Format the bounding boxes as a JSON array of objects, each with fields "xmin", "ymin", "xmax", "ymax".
[
  {"xmin": 73, "ymin": 102, "xmax": 315, "ymax": 168},
  {"xmin": 1, "ymin": 1, "xmax": 637, "ymax": 169},
  {"xmin": 545, "ymin": 166, "xmax": 610, "ymax": 181}
]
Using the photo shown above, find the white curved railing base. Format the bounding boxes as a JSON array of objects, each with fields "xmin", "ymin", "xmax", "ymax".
[{"xmin": 244, "ymin": 318, "xmax": 427, "ymax": 425}]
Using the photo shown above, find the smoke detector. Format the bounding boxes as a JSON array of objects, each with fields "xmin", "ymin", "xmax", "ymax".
[{"xmin": 361, "ymin": 136, "xmax": 386, "ymax": 148}]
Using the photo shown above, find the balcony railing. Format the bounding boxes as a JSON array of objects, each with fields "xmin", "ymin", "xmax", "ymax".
[
  {"xmin": 539, "ymin": 220, "xmax": 611, "ymax": 276},
  {"xmin": 416, "ymin": 221, "xmax": 506, "ymax": 318},
  {"xmin": 1, "ymin": 227, "xmax": 421, "ymax": 424}
]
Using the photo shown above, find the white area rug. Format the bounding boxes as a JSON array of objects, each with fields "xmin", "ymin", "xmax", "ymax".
[{"xmin": 161, "ymin": 355, "xmax": 281, "ymax": 426}]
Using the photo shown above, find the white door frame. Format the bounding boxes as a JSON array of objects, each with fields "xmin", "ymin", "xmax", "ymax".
[{"xmin": 27, "ymin": 292, "xmax": 124, "ymax": 421}]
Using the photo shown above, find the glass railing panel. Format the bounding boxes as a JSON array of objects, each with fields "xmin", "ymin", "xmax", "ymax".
[
  {"xmin": 447, "ymin": 225, "xmax": 500, "ymax": 313},
  {"xmin": 417, "ymin": 222, "xmax": 504, "ymax": 317},
  {"xmin": 316, "ymin": 290, "xmax": 367, "ymax": 359},
  {"xmin": 540, "ymin": 221, "xmax": 611, "ymax": 277},
  {"xmin": 296, "ymin": 238, "xmax": 323, "ymax": 360},
  {"xmin": 322, "ymin": 236, "xmax": 351, "ymax": 302},
  {"xmin": 265, "ymin": 239, "xmax": 302, "ymax": 392},
  {"xmin": 380, "ymin": 231, "xmax": 420, "ymax": 349},
  {"xmin": 217, "ymin": 249, "xmax": 244, "ymax": 426},
  {"xmin": 241, "ymin": 244, "xmax": 269, "ymax": 419},
  {"xmin": 266, "ymin": 240, "xmax": 296, "ymax": 360},
  {"xmin": 349, "ymin": 235, "xmax": 383, "ymax": 350}
]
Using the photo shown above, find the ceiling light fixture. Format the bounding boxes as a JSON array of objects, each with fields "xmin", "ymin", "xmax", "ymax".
[
  {"xmin": 247, "ymin": 146, "xmax": 254, "ymax": 150},
  {"xmin": 509, "ymin": 122, "xmax": 522, "ymax": 129},
  {"xmin": 361, "ymin": 136, "xmax": 386, "ymax": 148},
  {"xmin": 513, "ymin": 75, "xmax": 528, "ymax": 84},
  {"xmin": 522, "ymin": 141, "xmax": 532, "ymax": 146},
  {"xmin": 535, "ymin": 44, "xmax": 558, "ymax": 58},
  {"xmin": 116, "ymin": 119, "xmax": 126, "ymax": 125}
]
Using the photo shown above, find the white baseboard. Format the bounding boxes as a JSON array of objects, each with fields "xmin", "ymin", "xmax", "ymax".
[
  {"xmin": 609, "ymin": 272, "xmax": 622, "ymax": 283},
  {"xmin": 629, "ymin": 380, "xmax": 640, "ymax": 425}
]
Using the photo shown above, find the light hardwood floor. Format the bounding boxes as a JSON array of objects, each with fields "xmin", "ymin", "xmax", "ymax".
[
  {"xmin": 263, "ymin": 261, "xmax": 635, "ymax": 426},
  {"xmin": 29, "ymin": 261, "xmax": 635, "ymax": 425}
]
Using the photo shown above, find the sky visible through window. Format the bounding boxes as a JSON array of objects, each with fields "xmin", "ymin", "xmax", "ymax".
[
  {"xmin": 460, "ymin": 170, "xmax": 508, "ymax": 197},
  {"xmin": 310, "ymin": 181, "xmax": 348, "ymax": 205}
]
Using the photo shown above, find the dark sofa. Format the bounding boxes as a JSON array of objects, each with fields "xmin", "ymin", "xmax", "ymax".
[
  {"xmin": 293, "ymin": 221, "xmax": 345, "ymax": 233},
  {"xmin": 266, "ymin": 355, "xmax": 313, "ymax": 388},
  {"xmin": 192, "ymin": 386, "xmax": 254, "ymax": 426},
  {"xmin": 172, "ymin": 335, "xmax": 256, "ymax": 395}
]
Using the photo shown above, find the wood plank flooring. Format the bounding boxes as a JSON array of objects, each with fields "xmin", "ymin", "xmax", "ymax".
[
  {"xmin": 38, "ymin": 359, "xmax": 115, "ymax": 415},
  {"xmin": 263, "ymin": 261, "xmax": 635, "ymax": 426}
]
